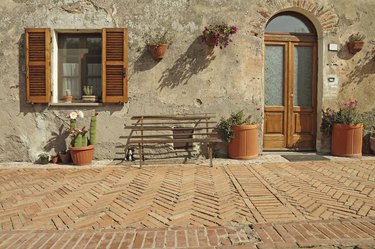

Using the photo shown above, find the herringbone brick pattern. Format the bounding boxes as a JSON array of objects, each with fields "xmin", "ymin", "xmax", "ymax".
[
  {"xmin": 0, "ymin": 167, "xmax": 255, "ymax": 231},
  {"xmin": 251, "ymin": 160, "xmax": 375, "ymax": 220}
]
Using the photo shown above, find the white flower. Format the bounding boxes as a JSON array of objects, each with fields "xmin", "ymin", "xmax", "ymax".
[
  {"xmin": 78, "ymin": 110, "xmax": 84, "ymax": 118},
  {"xmin": 69, "ymin": 111, "xmax": 78, "ymax": 120}
]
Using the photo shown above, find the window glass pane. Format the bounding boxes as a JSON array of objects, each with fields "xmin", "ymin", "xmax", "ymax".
[
  {"xmin": 265, "ymin": 45, "xmax": 284, "ymax": 106},
  {"xmin": 265, "ymin": 13, "xmax": 314, "ymax": 33},
  {"xmin": 58, "ymin": 34, "xmax": 102, "ymax": 101},
  {"xmin": 294, "ymin": 46, "xmax": 312, "ymax": 107}
]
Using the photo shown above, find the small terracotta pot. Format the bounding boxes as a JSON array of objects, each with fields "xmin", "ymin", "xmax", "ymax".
[
  {"xmin": 51, "ymin": 156, "xmax": 59, "ymax": 164},
  {"xmin": 64, "ymin": 95, "xmax": 73, "ymax": 103},
  {"xmin": 148, "ymin": 44, "xmax": 168, "ymax": 60},
  {"xmin": 347, "ymin": 41, "xmax": 364, "ymax": 54},
  {"xmin": 69, "ymin": 145, "xmax": 95, "ymax": 165},
  {"xmin": 331, "ymin": 123, "xmax": 362, "ymax": 158},
  {"xmin": 59, "ymin": 153, "xmax": 71, "ymax": 164},
  {"xmin": 370, "ymin": 137, "xmax": 375, "ymax": 154},
  {"xmin": 228, "ymin": 124, "xmax": 259, "ymax": 160}
]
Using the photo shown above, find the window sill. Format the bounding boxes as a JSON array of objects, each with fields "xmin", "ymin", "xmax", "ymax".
[{"xmin": 49, "ymin": 102, "xmax": 102, "ymax": 107}]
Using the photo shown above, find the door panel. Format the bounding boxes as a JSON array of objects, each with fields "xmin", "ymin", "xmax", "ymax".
[
  {"xmin": 264, "ymin": 39, "xmax": 316, "ymax": 150},
  {"xmin": 264, "ymin": 43, "xmax": 288, "ymax": 149}
]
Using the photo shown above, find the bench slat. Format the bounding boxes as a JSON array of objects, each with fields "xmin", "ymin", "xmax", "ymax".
[
  {"xmin": 128, "ymin": 138, "xmax": 221, "ymax": 144},
  {"xmin": 125, "ymin": 126, "xmax": 218, "ymax": 131}
]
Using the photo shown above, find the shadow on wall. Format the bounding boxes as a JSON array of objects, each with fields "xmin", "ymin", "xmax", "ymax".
[
  {"xmin": 43, "ymin": 125, "xmax": 70, "ymax": 153},
  {"xmin": 157, "ymin": 36, "xmax": 215, "ymax": 91},
  {"xmin": 18, "ymin": 34, "xmax": 48, "ymax": 115},
  {"xmin": 362, "ymin": 108, "xmax": 375, "ymax": 154},
  {"xmin": 342, "ymin": 52, "xmax": 375, "ymax": 89},
  {"xmin": 133, "ymin": 47, "xmax": 161, "ymax": 72}
]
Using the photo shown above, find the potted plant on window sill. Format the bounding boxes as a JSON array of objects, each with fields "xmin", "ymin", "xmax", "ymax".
[
  {"xmin": 347, "ymin": 32, "xmax": 365, "ymax": 54},
  {"xmin": 217, "ymin": 110, "xmax": 259, "ymax": 160},
  {"xmin": 202, "ymin": 23, "xmax": 238, "ymax": 49},
  {"xmin": 146, "ymin": 31, "xmax": 171, "ymax": 60},
  {"xmin": 82, "ymin": 85, "xmax": 97, "ymax": 103},
  {"xmin": 321, "ymin": 99, "xmax": 363, "ymax": 158},
  {"xmin": 64, "ymin": 89, "xmax": 73, "ymax": 103},
  {"xmin": 68, "ymin": 111, "xmax": 97, "ymax": 165}
]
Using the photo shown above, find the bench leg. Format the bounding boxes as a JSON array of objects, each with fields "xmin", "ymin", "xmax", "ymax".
[
  {"xmin": 138, "ymin": 143, "xmax": 142, "ymax": 168},
  {"xmin": 208, "ymin": 143, "xmax": 213, "ymax": 167}
]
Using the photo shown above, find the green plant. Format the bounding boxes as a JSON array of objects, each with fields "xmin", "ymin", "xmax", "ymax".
[
  {"xmin": 202, "ymin": 23, "xmax": 238, "ymax": 49},
  {"xmin": 217, "ymin": 110, "xmax": 254, "ymax": 143},
  {"xmin": 146, "ymin": 31, "xmax": 171, "ymax": 46},
  {"xmin": 69, "ymin": 111, "xmax": 98, "ymax": 147},
  {"xmin": 83, "ymin": 85, "xmax": 93, "ymax": 95},
  {"xmin": 38, "ymin": 152, "xmax": 49, "ymax": 158},
  {"xmin": 349, "ymin": 32, "xmax": 365, "ymax": 42},
  {"xmin": 321, "ymin": 99, "xmax": 363, "ymax": 136},
  {"xmin": 65, "ymin": 89, "xmax": 71, "ymax": 96}
]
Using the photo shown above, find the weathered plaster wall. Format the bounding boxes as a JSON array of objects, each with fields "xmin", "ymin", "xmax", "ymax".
[{"xmin": 0, "ymin": 0, "xmax": 374, "ymax": 162}]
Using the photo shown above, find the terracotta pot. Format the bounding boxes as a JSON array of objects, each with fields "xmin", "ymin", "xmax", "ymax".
[
  {"xmin": 69, "ymin": 145, "xmax": 95, "ymax": 165},
  {"xmin": 51, "ymin": 156, "xmax": 59, "ymax": 164},
  {"xmin": 347, "ymin": 41, "xmax": 364, "ymax": 54},
  {"xmin": 64, "ymin": 95, "xmax": 73, "ymax": 103},
  {"xmin": 228, "ymin": 124, "xmax": 259, "ymax": 160},
  {"xmin": 331, "ymin": 123, "xmax": 362, "ymax": 158},
  {"xmin": 370, "ymin": 137, "xmax": 375, "ymax": 154},
  {"xmin": 59, "ymin": 153, "xmax": 71, "ymax": 164},
  {"xmin": 148, "ymin": 44, "xmax": 168, "ymax": 60}
]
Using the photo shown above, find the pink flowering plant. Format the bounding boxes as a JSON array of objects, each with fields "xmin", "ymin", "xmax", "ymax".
[
  {"xmin": 321, "ymin": 99, "xmax": 363, "ymax": 136},
  {"xmin": 202, "ymin": 23, "xmax": 238, "ymax": 49}
]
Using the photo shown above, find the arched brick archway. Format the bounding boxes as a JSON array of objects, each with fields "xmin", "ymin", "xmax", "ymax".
[{"xmin": 252, "ymin": 0, "xmax": 339, "ymax": 152}]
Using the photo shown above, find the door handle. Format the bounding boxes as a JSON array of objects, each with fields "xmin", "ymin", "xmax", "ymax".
[{"xmin": 290, "ymin": 93, "xmax": 294, "ymax": 97}]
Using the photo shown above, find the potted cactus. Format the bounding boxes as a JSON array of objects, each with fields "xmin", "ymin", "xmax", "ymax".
[
  {"xmin": 82, "ymin": 85, "xmax": 97, "ymax": 102},
  {"xmin": 68, "ymin": 111, "xmax": 97, "ymax": 165},
  {"xmin": 64, "ymin": 89, "xmax": 73, "ymax": 103}
]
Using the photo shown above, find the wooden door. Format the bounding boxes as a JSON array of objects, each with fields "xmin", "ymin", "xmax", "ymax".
[{"xmin": 264, "ymin": 35, "xmax": 317, "ymax": 150}]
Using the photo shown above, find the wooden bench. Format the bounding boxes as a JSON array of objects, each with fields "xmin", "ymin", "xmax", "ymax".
[{"xmin": 124, "ymin": 113, "xmax": 221, "ymax": 167}]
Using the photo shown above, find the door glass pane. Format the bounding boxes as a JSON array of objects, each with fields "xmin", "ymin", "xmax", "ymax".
[
  {"xmin": 294, "ymin": 46, "xmax": 312, "ymax": 107},
  {"xmin": 265, "ymin": 12, "xmax": 315, "ymax": 33},
  {"xmin": 265, "ymin": 45, "xmax": 284, "ymax": 106}
]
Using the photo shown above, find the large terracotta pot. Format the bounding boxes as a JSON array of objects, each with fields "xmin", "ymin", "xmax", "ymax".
[
  {"xmin": 370, "ymin": 137, "xmax": 375, "ymax": 154},
  {"xmin": 148, "ymin": 44, "xmax": 168, "ymax": 60},
  {"xmin": 69, "ymin": 145, "xmax": 95, "ymax": 165},
  {"xmin": 331, "ymin": 123, "xmax": 362, "ymax": 158},
  {"xmin": 228, "ymin": 124, "xmax": 258, "ymax": 160},
  {"xmin": 347, "ymin": 41, "xmax": 364, "ymax": 54}
]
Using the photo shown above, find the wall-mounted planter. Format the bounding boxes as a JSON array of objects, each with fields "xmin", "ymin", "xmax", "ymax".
[
  {"xmin": 347, "ymin": 41, "xmax": 364, "ymax": 54},
  {"xmin": 148, "ymin": 44, "xmax": 168, "ymax": 60}
]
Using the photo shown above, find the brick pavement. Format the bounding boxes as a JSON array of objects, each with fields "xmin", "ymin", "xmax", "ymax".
[{"xmin": 0, "ymin": 159, "xmax": 374, "ymax": 248}]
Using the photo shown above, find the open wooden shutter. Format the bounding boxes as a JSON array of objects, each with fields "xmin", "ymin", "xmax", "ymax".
[
  {"xmin": 102, "ymin": 28, "xmax": 128, "ymax": 103},
  {"xmin": 26, "ymin": 28, "xmax": 51, "ymax": 103}
]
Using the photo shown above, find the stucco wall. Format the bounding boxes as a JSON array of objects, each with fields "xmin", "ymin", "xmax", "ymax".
[{"xmin": 0, "ymin": 0, "xmax": 374, "ymax": 162}]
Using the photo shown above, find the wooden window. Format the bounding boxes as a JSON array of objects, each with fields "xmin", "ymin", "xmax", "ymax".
[
  {"xmin": 26, "ymin": 28, "xmax": 51, "ymax": 103},
  {"xmin": 25, "ymin": 28, "xmax": 128, "ymax": 104},
  {"xmin": 58, "ymin": 33, "xmax": 102, "ymax": 101}
]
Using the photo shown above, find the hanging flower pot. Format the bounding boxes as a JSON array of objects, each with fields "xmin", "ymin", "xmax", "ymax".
[
  {"xmin": 202, "ymin": 23, "xmax": 237, "ymax": 49},
  {"xmin": 148, "ymin": 44, "xmax": 169, "ymax": 60},
  {"xmin": 347, "ymin": 33, "xmax": 365, "ymax": 54},
  {"xmin": 347, "ymin": 41, "xmax": 364, "ymax": 54}
]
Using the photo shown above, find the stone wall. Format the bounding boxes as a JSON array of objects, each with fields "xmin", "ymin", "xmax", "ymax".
[{"xmin": 0, "ymin": 0, "xmax": 374, "ymax": 162}]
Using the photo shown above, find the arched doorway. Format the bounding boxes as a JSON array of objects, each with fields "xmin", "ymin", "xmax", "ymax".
[{"xmin": 264, "ymin": 12, "xmax": 317, "ymax": 150}]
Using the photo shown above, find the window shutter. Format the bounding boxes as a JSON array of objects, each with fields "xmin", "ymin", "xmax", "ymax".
[
  {"xmin": 26, "ymin": 28, "xmax": 51, "ymax": 103},
  {"xmin": 102, "ymin": 28, "xmax": 128, "ymax": 103}
]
